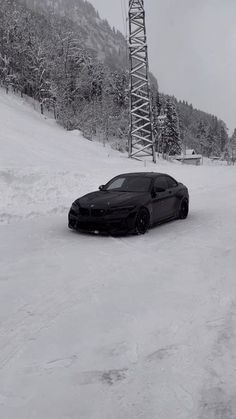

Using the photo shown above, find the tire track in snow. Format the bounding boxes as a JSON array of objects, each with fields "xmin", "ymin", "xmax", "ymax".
[
  {"xmin": 0, "ymin": 259, "xmax": 95, "ymax": 372},
  {"xmin": 0, "ymin": 289, "xmax": 74, "ymax": 371},
  {"xmin": 198, "ymin": 301, "xmax": 236, "ymax": 418}
]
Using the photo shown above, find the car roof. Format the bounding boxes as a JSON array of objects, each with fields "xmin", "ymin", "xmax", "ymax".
[{"xmin": 113, "ymin": 172, "xmax": 170, "ymax": 178}]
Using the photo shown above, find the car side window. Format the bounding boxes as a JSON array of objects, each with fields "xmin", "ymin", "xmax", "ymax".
[
  {"xmin": 154, "ymin": 176, "xmax": 169, "ymax": 191},
  {"xmin": 124, "ymin": 177, "xmax": 151, "ymax": 192},
  {"xmin": 166, "ymin": 176, "xmax": 178, "ymax": 189}
]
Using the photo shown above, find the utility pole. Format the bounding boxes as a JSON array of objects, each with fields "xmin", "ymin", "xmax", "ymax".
[{"xmin": 128, "ymin": 0, "xmax": 156, "ymax": 163}]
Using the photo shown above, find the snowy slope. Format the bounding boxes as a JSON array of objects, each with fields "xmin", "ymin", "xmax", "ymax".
[
  {"xmin": 0, "ymin": 90, "xmax": 143, "ymax": 224},
  {"xmin": 1, "ymin": 89, "xmax": 236, "ymax": 419}
]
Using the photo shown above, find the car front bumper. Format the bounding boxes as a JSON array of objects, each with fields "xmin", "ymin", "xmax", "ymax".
[{"xmin": 68, "ymin": 210, "xmax": 137, "ymax": 234}]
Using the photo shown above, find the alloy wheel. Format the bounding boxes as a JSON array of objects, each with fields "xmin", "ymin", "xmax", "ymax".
[
  {"xmin": 135, "ymin": 208, "xmax": 150, "ymax": 234},
  {"xmin": 179, "ymin": 199, "xmax": 189, "ymax": 219}
]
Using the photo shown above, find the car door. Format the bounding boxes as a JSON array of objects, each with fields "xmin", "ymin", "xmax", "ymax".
[
  {"xmin": 165, "ymin": 175, "xmax": 179, "ymax": 216},
  {"xmin": 152, "ymin": 175, "xmax": 176, "ymax": 223}
]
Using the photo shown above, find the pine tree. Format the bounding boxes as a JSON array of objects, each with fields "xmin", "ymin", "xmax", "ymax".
[
  {"xmin": 205, "ymin": 127, "xmax": 219, "ymax": 157},
  {"xmin": 196, "ymin": 120, "xmax": 208, "ymax": 155},
  {"xmin": 162, "ymin": 98, "xmax": 181, "ymax": 155},
  {"xmin": 151, "ymin": 88, "xmax": 160, "ymax": 145},
  {"xmin": 231, "ymin": 129, "xmax": 236, "ymax": 148},
  {"xmin": 218, "ymin": 122, "xmax": 228, "ymax": 153},
  {"xmin": 226, "ymin": 129, "xmax": 236, "ymax": 164}
]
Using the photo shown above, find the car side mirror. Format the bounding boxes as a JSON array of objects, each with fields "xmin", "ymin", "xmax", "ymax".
[
  {"xmin": 99, "ymin": 185, "xmax": 105, "ymax": 191},
  {"xmin": 156, "ymin": 187, "xmax": 166, "ymax": 193}
]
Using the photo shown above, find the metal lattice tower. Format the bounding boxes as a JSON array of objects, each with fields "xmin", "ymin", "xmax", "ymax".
[{"xmin": 128, "ymin": 0, "xmax": 156, "ymax": 163}]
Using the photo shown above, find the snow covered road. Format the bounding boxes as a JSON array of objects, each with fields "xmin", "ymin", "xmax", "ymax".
[
  {"xmin": 1, "ymin": 178, "xmax": 236, "ymax": 419},
  {"xmin": 1, "ymin": 91, "xmax": 236, "ymax": 418}
]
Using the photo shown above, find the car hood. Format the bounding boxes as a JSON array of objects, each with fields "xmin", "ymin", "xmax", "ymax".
[{"xmin": 75, "ymin": 191, "xmax": 148, "ymax": 208}]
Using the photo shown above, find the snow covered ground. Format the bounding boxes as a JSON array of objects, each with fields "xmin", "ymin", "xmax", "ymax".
[{"xmin": 1, "ymin": 90, "xmax": 236, "ymax": 419}]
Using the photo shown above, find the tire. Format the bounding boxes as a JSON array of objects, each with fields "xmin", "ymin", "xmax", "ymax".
[
  {"xmin": 179, "ymin": 199, "xmax": 189, "ymax": 219},
  {"xmin": 135, "ymin": 208, "xmax": 150, "ymax": 235}
]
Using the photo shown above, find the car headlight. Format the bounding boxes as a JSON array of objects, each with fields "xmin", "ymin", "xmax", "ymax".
[
  {"xmin": 70, "ymin": 202, "xmax": 80, "ymax": 214},
  {"xmin": 72, "ymin": 202, "xmax": 79, "ymax": 209}
]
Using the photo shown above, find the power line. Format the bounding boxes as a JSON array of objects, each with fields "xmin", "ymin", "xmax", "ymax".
[
  {"xmin": 120, "ymin": 0, "xmax": 129, "ymax": 66},
  {"xmin": 120, "ymin": 0, "xmax": 126, "ymax": 38},
  {"xmin": 123, "ymin": 0, "xmax": 128, "ymax": 66},
  {"xmin": 123, "ymin": 0, "xmax": 128, "ymax": 40}
]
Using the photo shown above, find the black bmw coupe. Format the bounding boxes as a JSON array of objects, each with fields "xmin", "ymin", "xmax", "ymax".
[{"xmin": 68, "ymin": 172, "xmax": 189, "ymax": 235}]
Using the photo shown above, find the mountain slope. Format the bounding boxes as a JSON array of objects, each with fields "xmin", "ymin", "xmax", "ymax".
[
  {"xmin": 0, "ymin": 88, "xmax": 142, "ymax": 224},
  {"xmin": 22, "ymin": 0, "xmax": 128, "ymax": 69}
]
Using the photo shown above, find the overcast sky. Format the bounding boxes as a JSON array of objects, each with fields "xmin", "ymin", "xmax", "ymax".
[{"xmin": 89, "ymin": 0, "xmax": 236, "ymax": 133}]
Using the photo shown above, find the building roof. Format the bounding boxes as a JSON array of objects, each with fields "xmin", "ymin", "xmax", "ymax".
[{"xmin": 185, "ymin": 149, "xmax": 196, "ymax": 155}]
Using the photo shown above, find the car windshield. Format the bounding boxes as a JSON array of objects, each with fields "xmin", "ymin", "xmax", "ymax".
[{"xmin": 106, "ymin": 176, "xmax": 151, "ymax": 192}]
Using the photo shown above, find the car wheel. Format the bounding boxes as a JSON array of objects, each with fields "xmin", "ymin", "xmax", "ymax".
[
  {"xmin": 135, "ymin": 208, "xmax": 150, "ymax": 235},
  {"xmin": 179, "ymin": 199, "xmax": 189, "ymax": 219}
]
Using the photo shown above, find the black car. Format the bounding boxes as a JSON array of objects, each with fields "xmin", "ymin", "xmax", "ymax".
[{"xmin": 68, "ymin": 172, "xmax": 189, "ymax": 235}]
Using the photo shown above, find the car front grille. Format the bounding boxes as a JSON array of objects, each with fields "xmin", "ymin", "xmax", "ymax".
[
  {"xmin": 79, "ymin": 207, "xmax": 90, "ymax": 216},
  {"xmin": 91, "ymin": 208, "xmax": 106, "ymax": 217},
  {"xmin": 79, "ymin": 207, "xmax": 106, "ymax": 217}
]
